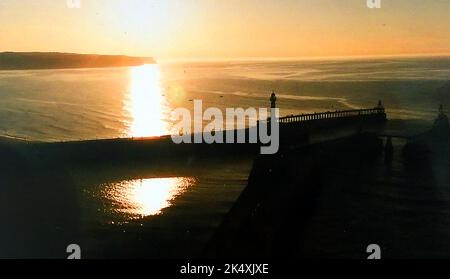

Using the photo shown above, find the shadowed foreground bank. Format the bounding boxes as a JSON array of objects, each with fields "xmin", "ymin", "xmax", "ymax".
[
  {"xmin": 0, "ymin": 109, "xmax": 385, "ymax": 258},
  {"xmin": 207, "ymin": 128, "xmax": 450, "ymax": 258},
  {"xmin": 2, "ymin": 115, "xmax": 449, "ymax": 258},
  {"xmin": 0, "ymin": 137, "xmax": 254, "ymax": 258}
]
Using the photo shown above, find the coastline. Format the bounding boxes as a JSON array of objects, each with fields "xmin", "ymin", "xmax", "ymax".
[{"xmin": 0, "ymin": 52, "xmax": 156, "ymax": 70}]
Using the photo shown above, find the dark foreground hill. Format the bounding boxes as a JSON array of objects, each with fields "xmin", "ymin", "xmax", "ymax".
[{"xmin": 0, "ymin": 52, "xmax": 155, "ymax": 70}]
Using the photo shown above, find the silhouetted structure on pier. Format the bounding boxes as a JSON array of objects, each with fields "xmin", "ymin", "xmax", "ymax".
[
  {"xmin": 270, "ymin": 91, "xmax": 277, "ymax": 109},
  {"xmin": 263, "ymin": 101, "xmax": 386, "ymax": 146},
  {"xmin": 384, "ymin": 136, "xmax": 393, "ymax": 164},
  {"xmin": 1, "ymin": 97, "xmax": 388, "ymax": 166},
  {"xmin": 277, "ymin": 107, "xmax": 386, "ymax": 124},
  {"xmin": 433, "ymin": 104, "xmax": 450, "ymax": 132}
]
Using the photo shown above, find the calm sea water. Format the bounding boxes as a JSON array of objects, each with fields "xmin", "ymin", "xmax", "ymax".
[
  {"xmin": 1, "ymin": 57, "xmax": 449, "ymax": 257},
  {"xmin": 1, "ymin": 56, "xmax": 449, "ymax": 142}
]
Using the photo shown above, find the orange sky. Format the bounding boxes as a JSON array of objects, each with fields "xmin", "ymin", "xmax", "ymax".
[{"xmin": 0, "ymin": 0, "xmax": 449, "ymax": 61}]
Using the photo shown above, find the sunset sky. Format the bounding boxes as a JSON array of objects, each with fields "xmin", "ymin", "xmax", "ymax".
[{"xmin": 0, "ymin": 0, "xmax": 449, "ymax": 61}]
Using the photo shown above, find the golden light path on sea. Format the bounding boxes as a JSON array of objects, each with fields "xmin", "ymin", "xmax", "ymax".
[
  {"xmin": 113, "ymin": 65, "xmax": 194, "ymax": 218},
  {"xmin": 104, "ymin": 177, "xmax": 196, "ymax": 218},
  {"xmin": 127, "ymin": 64, "xmax": 170, "ymax": 138}
]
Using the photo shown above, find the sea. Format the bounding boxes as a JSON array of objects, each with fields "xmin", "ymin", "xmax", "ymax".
[
  {"xmin": 1, "ymin": 56, "xmax": 449, "ymax": 141},
  {"xmin": 0, "ymin": 56, "xmax": 449, "ymax": 257}
]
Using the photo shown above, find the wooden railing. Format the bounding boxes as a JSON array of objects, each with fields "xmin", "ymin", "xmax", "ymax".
[{"xmin": 276, "ymin": 107, "xmax": 386, "ymax": 124}]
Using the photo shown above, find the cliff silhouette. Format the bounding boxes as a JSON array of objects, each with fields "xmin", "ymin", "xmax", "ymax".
[{"xmin": 0, "ymin": 52, "xmax": 155, "ymax": 70}]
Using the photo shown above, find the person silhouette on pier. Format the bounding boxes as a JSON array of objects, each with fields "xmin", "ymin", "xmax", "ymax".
[
  {"xmin": 432, "ymin": 104, "xmax": 450, "ymax": 140},
  {"xmin": 434, "ymin": 104, "xmax": 449, "ymax": 126},
  {"xmin": 270, "ymin": 91, "xmax": 277, "ymax": 109},
  {"xmin": 385, "ymin": 136, "xmax": 394, "ymax": 164},
  {"xmin": 438, "ymin": 104, "xmax": 447, "ymax": 119}
]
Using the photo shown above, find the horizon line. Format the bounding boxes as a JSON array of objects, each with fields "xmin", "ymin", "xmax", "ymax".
[
  {"xmin": 158, "ymin": 52, "xmax": 450, "ymax": 64},
  {"xmin": 1, "ymin": 50, "xmax": 450, "ymax": 64}
]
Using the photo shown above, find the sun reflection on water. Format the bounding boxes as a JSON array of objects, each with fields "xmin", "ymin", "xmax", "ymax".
[
  {"xmin": 103, "ymin": 177, "xmax": 196, "ymax": 218},
  {"xmin": 126, "ymin": 64, "xmax": 169, "ymax": 137}
]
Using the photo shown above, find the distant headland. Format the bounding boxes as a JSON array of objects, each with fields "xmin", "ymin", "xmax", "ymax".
[{"xmin": 0, "ymin": 52, "xmax": 156, "ymax": 70}]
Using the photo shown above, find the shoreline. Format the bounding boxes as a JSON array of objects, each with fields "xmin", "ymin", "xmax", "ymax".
[{"xmin": 0, "ymin": 52, "xmax": 155, "ymax": 71}]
